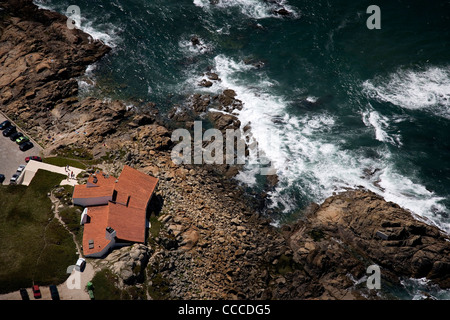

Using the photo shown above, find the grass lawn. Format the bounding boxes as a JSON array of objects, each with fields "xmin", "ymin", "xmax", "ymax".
[
  {"xmin": 0, "ymin": 170, "xmax": 78, "ymax": 294},
  {"xmin": 43, "ymin": 156, "xmax": 87, "ymax": 170}
]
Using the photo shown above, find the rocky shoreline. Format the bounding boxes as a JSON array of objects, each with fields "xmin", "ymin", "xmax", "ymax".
[{"xmin": 1, "ymin": 0, "xmax": 449, "ymax": 300}]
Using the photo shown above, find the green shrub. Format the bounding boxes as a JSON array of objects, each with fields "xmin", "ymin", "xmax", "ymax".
[{"xmin": 91, "ymin": 269, "xmax": 124, "ymax": 300}]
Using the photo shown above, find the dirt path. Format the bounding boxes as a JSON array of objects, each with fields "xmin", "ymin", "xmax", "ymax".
[{"xmin": 50, "ymin": 191, "xmax": 83, "ymax": 255}]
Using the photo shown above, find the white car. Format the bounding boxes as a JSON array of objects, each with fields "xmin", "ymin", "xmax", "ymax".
[
  {"xmin": 17, "ymin": 165, "xmax": 26, "ymax": 173},
  {"xmin": 9, "ymin": 173, "xmax": 19, "ymax": 185},
  {"xmin": 75, "ymin": 258, "xmax": 86, "ymax": 272}
]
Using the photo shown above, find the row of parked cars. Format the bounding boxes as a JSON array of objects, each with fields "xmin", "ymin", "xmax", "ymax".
[
  {"xmin": 0, "ymin": 119, "xmax": 40, "ymax": 185},
  {"xmin": 18, "ymin": 258, "xmax": 87, "ymax": 300},
  {"xmin": 0, "ymin": 120, "xmax": 33, "ymax": 151},
  {"xmin": 9, "ymin": 165, "xmax": 26, "ymax": 185},
  {"xmin": 20, "ymin": 285, "xmax": 59, "ymax": 300},
  {"xmin": 0, "ymin": 156, "xmax": 42, "ymax": 185}
]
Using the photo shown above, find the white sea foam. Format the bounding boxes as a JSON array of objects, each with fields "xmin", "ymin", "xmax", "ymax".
[
  {"xmin": 79, "ymin": 18, "xmax": 121, "ymax": 49},
  {"xmin": 400, "ymin": 278, "xmax": 450, "ymax": 300},
  {"xmin": 33, "ymin": 0, "xmax": 54, "ymax": 11},
  {"xmin": 186, "ymin": 54, "xmax": 449, "ymax": 232},
  {"xmin": 306, "ymin": 96, "xmax": 318, "ymax": 103},
  {"xmin": 178, "ymin": 37, "xmax": 214, "ymax": 57},
  {"xmin": 77, "ymin": 62, "xmax": 98, "ymax": 95},
  {"xmin": 363, "ymin": 66, "xmax": 450, "ymax": 119},
  {"xmin": 193, "ymin": 0, "xmax": 300, "ymax": 20},
  {"xmin": 33, "ymin": 0, "xmax": 121, "ymax": 48},
  {"xmin": 362, "ymin": 110, "xmax": 402, "ymax": 147},
  {"xmin": 378, "ymin": 168, "xmax": 448, "ymax": 230}
]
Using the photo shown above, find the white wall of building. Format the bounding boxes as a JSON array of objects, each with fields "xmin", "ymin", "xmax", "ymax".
[{"xmin": 73, "ymin": 196, "xmax": 112, "ymax": 207}]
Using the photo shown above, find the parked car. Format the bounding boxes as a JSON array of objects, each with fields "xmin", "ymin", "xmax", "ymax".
[
  {"xmin": 86, "ymin": 282, "xmax": 94, "ymax": 300},
  {"xmin": 9, "ymin": 131, "xmax": 23, "ymax": 141},
  {"xmin": 0, "ymin": 120, "xmax": 11, "ymax": 130},
  {"xmin": 2, "ymin": 125, "xmax": 16, "ymax": 137},
  {"xmin": 16, "ymin": 136, "xmax": 29, "ymax": 145},
  {"xmin": 25, "ymin": 156, "xmax": 42, "ymax": 163},
  {"xmin": 19, "ymin": 141, "xmax": 33, "ymax": 151},
  {"xmin": 88, "ymin": 289, "xmax": 95, "ymax": 300},
  {"xmin": 10, "ymin": 173, "xmax": 20, "ymax": 185},
  {"xmin": 0, "ymin": 174, "xmax": 5, "ymax": 184},
  {"xmin": 75, "ymin": 258, "xmax": 86, "ymax": 272},
  {"xmin": 19, "ymin": 288, "xmax": 29, "ymax": 300},
  {"xmin": 32, "ymin": 285, "xmax": 41, "ymax": 299},
  {"xmin": 49, "ymin": 285, "xmax": 60, "ymax": 300},
  {"xmin": 17, "ymin": 165, "xmax": 26, "ymax": 173}
]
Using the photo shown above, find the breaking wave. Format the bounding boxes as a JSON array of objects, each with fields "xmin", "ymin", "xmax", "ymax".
[
  {"xmin": 183, "ymin": 54, "xmax": 450, "ymax": 232},
  {"xmin": 363, "ymin": 66, "xmax": 450, "ymax": 119},
  {"xmin": 193, "ymin": 0, "xmax": 300, "ymax": 20}
]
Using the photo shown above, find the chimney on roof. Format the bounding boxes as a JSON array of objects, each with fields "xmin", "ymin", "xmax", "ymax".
[{"xmin": 105, "ymin": 227, "xmax": 116, "ymax": 240}]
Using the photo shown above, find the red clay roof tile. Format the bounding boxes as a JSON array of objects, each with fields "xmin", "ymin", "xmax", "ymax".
[{"xmin": 77, "ymin": 166, "xmax": 159, "ymax": 256}]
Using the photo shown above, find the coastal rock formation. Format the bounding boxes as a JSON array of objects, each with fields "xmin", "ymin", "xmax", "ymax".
[
  {"xmin": 0, "ymin": 0, "xmax": 110, "ymax": 116},
  {"xmin": 97, "ymin": 244, "xmax": 151, "ymax": 286},
  {"xmin": 0, "ymin": 0, "xmax": 118, "ymax": 159},
  {"xmin": 2, "ymin": 0, "xmax": 449, "ymax": 301},
  {"xmin": 283, "ymin": 190, "xmax": 450, "ymax": 298}
]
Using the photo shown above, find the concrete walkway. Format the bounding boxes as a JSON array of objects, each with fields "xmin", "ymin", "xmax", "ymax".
[{"xmin": 21, "ymin": 160, "xmax": 84, "ymax": 186}]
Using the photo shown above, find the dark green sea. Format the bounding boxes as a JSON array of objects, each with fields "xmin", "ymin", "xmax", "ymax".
[{"xmin": 35, "ymin": 0, "xmax": 450, "ymax": 299}]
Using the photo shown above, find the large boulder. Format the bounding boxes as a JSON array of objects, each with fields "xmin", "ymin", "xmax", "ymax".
[
  {"xmin": 108, "ymin": 244, "xmax": 151, "ymax": 286},
  {"xmin": 286, "ymin": 190, "xmax": 450, "ymax": 291}
]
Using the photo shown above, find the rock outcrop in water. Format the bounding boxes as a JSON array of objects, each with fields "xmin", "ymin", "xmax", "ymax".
[
  {"xmin": 0, "ymin": 0, "xmax": 110, "ymax": 128},
  {"xmin": 1, "ymin": 0, "xmax": 449, "ymax": 300},
  {"xmin": 283, "ymin": 190, "xmax": 450, "ymax": 298}
]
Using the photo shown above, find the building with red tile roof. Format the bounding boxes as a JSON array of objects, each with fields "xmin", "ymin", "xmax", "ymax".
[{"xmin": 73, "ymin": 165, "xmax": 159, "ymax": 258}]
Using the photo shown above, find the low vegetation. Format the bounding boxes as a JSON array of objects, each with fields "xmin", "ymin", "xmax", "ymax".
[
  {"xmin": 43, "ymin": 156, "xmax": 87, "ymax": 170},
  {"xmin": 90, "ymin": 269, "xmax": 124, "ymax": 300},
  {"xmin": 0, "ymin": 170, "xmax": 78, "ymax": 293},
  {"xmin": 90, "ymin": 268, "xmax": 147, "ymax": 300}
]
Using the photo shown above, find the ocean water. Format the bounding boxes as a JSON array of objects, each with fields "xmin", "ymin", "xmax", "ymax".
[{"xmin": 33, "ymin": 0, "xmax": 450, "ymax": 298}]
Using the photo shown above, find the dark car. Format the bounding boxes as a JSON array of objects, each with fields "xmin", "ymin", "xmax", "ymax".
[
  {"xmin": 49, "ymin": 285, "xmax": 60, "ymax": 300},
  {"xmin": 19, "ymin": 288, "xmax": 29, "ymax": 300},
  {"xmin": 25, "ymin": 156, "xmax": 42, "ymax": 163},
  {"xmin": 2, "ymin": 125, "xmax": 16, "ymax": 137},
  {"xmin": 16, "ymin": 136, "xmax": 30, "ymax": 145},
  {"xmin": 9, "ymin": 131, "xmax": 23, "ymax": 141},
  {"xmin": 0, "ymin": 174, "xmax": 5, "ymax": 184},
  {"xmin": 32, "ymin": 285, "xmax": 41, "ymax": 299},
  {"xmin": 19, "ymin": 141, "xmax": 33, "ymax": 151},
  {"xmin": 0, "ymin": 120, "xmax": 11, "ymax": 130}
]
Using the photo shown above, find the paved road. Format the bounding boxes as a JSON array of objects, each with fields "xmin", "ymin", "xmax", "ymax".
[
  {"xmin": 0, "ymin": 263, "xmax": 94, "ymax": 300},
  {"xmin": 0, "ymin": 113, "xmax": 43, "ymax": 185}
]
